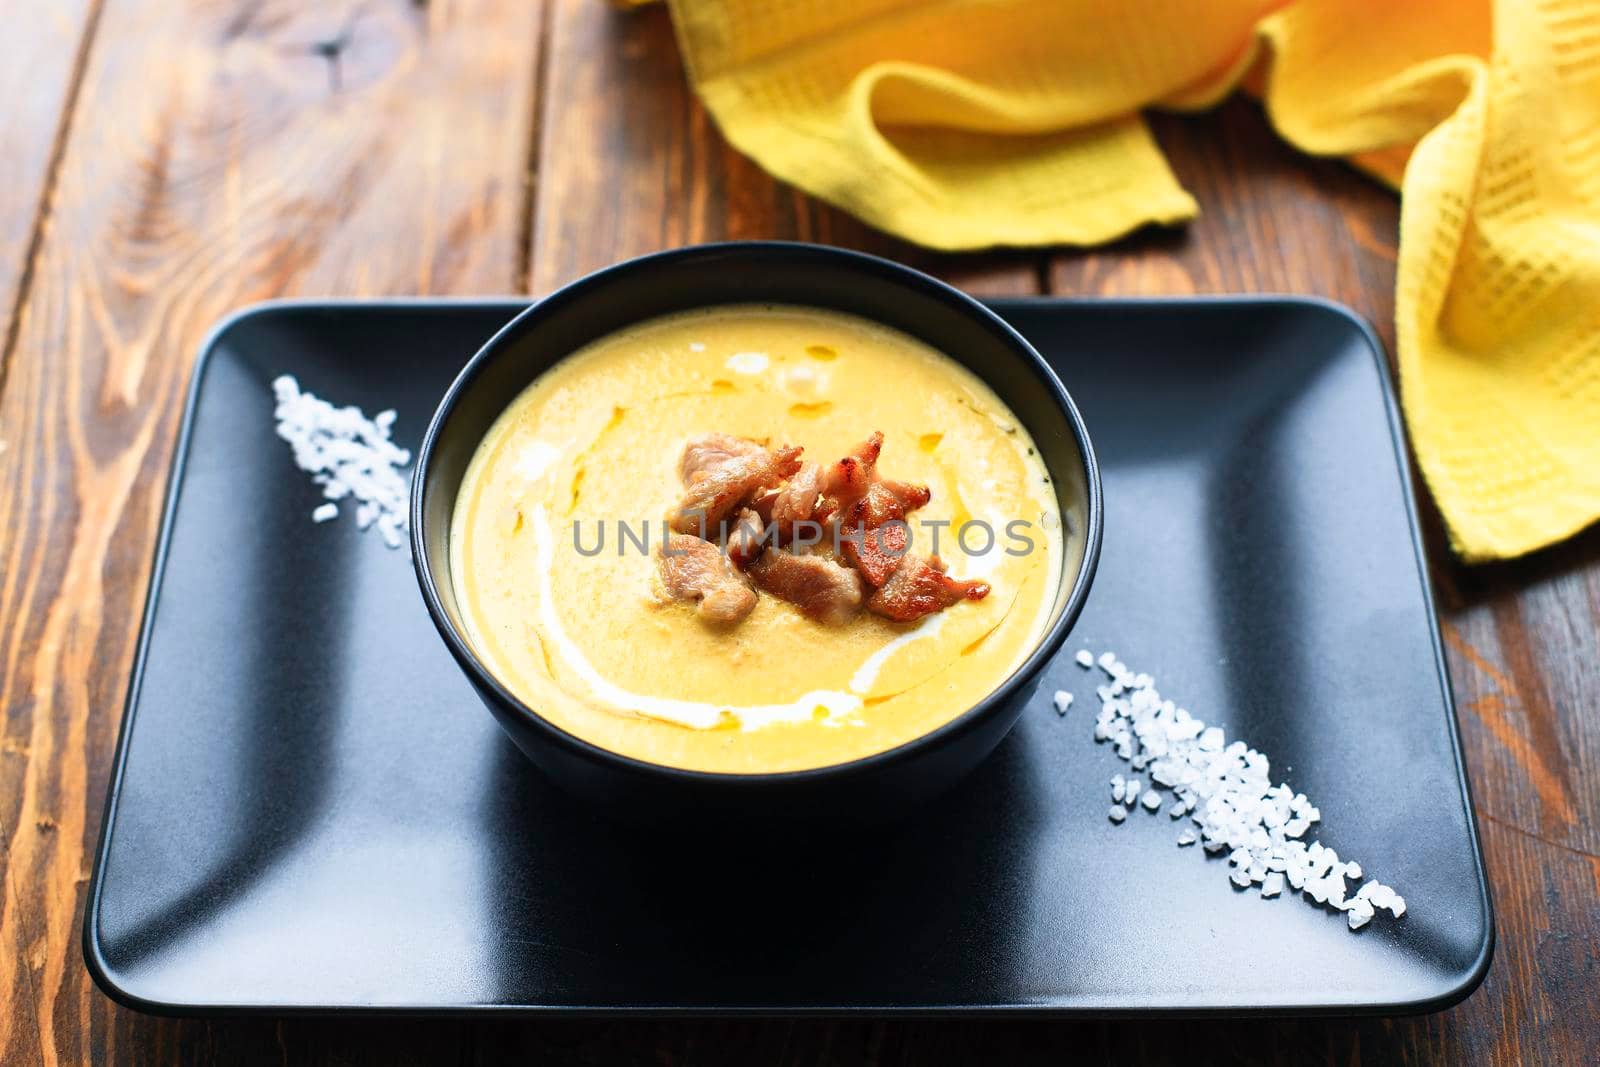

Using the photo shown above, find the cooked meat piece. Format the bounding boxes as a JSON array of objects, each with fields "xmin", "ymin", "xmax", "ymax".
[
  {"xmin": 670, "ymin": 444, "xmax": 802, "ymax": 534},
  {"xmin": 815, "ymin": 432, "xmax": 930, "ymax": 533},
  {"xmin": 867, "ymin": 554, "xmax": 989, "ymax": 622},
  {"xmin": 662, "ymin": 430, "xmax": 954, "ymax": 627},
  {"xmin": 841, "ymin": 519, "xmax": 910, "ymax": 587},
  {"xmin": 748, "ymin": 548, "xmax": 863, "ymax": 626},
  {"xmin": 861, "ymin": 478, "xmax": 931, "ymax": 525},
  {"xmin": 659, "ymin": 534, "xmax": 757, "ymax": 625},
  {"xmin": 838, "ymin": 478, "xmax": 933, "ymax": 564},
  {"xmin": 678, "ymin": 433, "xmax": 767, "ymax": 485},
  {"xmin": 806, "ymin": 433, "xmax": 932, "ymax": 585},
  {"xmin": 816, "ymin": 432, "xmax": 883, "ymax": 520},
  {"xmin": 752, "ymin": 460, "xmax": 822, "ymax": 541},
  {"xmin": 725, "ymin": 507, "xmax": 770, "ymax": 570}
]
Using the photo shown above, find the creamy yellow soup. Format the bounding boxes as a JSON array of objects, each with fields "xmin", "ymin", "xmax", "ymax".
[{"xmin": 450, "ymin": 304, "xmax": 1066, "ymax": 773}]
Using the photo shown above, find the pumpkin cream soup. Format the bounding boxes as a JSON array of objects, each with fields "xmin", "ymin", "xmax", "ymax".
[{"xmin": 449, "ymin": 305, "xmax": 1064, "ymax": 773}]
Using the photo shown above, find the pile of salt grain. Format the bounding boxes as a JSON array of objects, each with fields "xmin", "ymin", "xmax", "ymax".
[
  {"xmin": 1054, "ymin": 650, "xmax": 1406, "ymax": 932},
  {"xmin": 272, "ymin": 375, "xmax": 411, "ymax": 549}
]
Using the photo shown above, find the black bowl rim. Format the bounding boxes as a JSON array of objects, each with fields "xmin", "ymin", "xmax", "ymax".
[{"xmin": 410, "ymin": 240, "xmax": 1104, "ymax": 787}]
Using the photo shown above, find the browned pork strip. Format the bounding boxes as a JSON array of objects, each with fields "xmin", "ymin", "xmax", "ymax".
[
  {"xmin": 670, "ymin": 444, "xmax": 802, "ymax": 534},
  {"xmin": 843, "ymin": 519, "xmax": 911, "ymax": 588},
  {"xmin": 807, "ymin": 433, "xmax": 932, "ymax": 586},
  {"xmin": 815, "ymin": 432, "xmax": 883, "ymax": 522},
  {"xmin": 856, "ymin": 478, "xmax": 932, "ymax": 527},
  {"xmin": 815, "ymin": 432, "xmax": 931, "ymax": 530},
  {"xmin": 751, "ymin": 460, "xmax": 822, "ymax": 542},
  {"xmin": 866, "ymin": 554, "xmax": 989, "ymax": 623},
  {"xmin": 678, "ymin": 433, "xmax": 766, "ymax": 485},
  {"xmin": 747, "ymin": 548, "xmax": 863, "ymax": 626},
  {"xmin": 659, "ymin": 534, "xmax": 757, "ymax": 625},
  {"xmin": 725, "ymin": 507, "xmax": 770, "ymax": 570}
]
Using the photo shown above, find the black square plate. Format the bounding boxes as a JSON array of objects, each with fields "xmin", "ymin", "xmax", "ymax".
[{"xmin": 85, "ymin": 297, "xmax": 1491, "ymax": 1016}]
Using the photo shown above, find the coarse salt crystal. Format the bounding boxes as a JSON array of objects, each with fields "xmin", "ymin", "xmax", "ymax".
[
  {"xmin": 273, "ymin": 375, "xmax": 410, "ymax": 549},
  {"xmin": 1053, "ymin": 690, "xmax": 1073, "ymax": 714},
  {"xmin": 1055, "ymin": 649, "xmax": 1405, "ymax": 934}
]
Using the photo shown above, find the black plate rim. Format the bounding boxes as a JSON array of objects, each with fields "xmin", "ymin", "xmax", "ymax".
[{"xmin": 83, "ymin": 294, "xmax": 1494, "ymax": 1019}]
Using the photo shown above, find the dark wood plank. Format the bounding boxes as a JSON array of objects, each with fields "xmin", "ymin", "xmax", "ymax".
[
  {"xmin": 1051, "ymin": 102, "xmax": 1400, "ymax": 350},
  {"xmin": 0, "ymin": 1, "xmax": 102, "ymax": 384},
  {"xmin": 0, "ymin": 1, "xmax": 543, "ymax": 1062},
  {"xmin": 527, "ymin": 0, "xmax": 1042, "ymax": 300},
  {"xmin": 0, "ymin": 9, "xmax": 108, "ymax": 1064},
  {"xmin": 1442, "ymin": 544, "xmax": 1600, "ymax": 857}
]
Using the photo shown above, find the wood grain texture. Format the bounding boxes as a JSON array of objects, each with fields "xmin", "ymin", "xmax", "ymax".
[
  {"xmin": 0, "ymin": 1, "xmax": 542, "ymax": 1064},
  {"xmin": 528, "ymin": 0, "xmax": 1042, "ymax": 299},
  {"xmin": 1, "ymin": 2, "xmax": 1597, "ymax": 1064},
  {"xmin": 0, "ymin": 1, "xmax": 103, "ymax": 387},
  {"xmin": 1052, "ymin": 104, "xmax": 1400, "ymax": 345}
]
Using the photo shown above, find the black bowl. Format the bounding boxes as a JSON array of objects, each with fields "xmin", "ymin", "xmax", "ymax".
[{"xmin": 411, "ymin": 242, "xmax": 1102, "ymax": 823}]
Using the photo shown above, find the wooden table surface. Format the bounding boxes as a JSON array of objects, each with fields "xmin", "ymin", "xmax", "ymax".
[{"xmin": 2, "ymin": 3, "xmax": 1596, "ymax": 1064}]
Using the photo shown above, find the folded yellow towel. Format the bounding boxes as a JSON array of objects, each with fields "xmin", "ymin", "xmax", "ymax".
[{"xmin": 664, "ymin": 0, "xmax": 1600, "ymax": 562}]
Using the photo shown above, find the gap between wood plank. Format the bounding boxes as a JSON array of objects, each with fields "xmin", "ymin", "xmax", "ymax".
[
  {"xmin": 516, "ymin": 0, "xmax": 557, "ymax": 295},
  {"xmin": 1032, "ymin": 256, "xmax": 1051, "ymax": 296},
  {"xmin": 1477, "ymin": 810, "xmax": 1600, "ymax": 864},
  {"xmin": 0, "ymin": 0, "xmax": 108, "ymax": 408}
]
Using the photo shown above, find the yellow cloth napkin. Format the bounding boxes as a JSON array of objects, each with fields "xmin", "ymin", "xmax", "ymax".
[{"xmin": 664, "ymin": 0, "xmax": 1600, "ymax": 562}]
